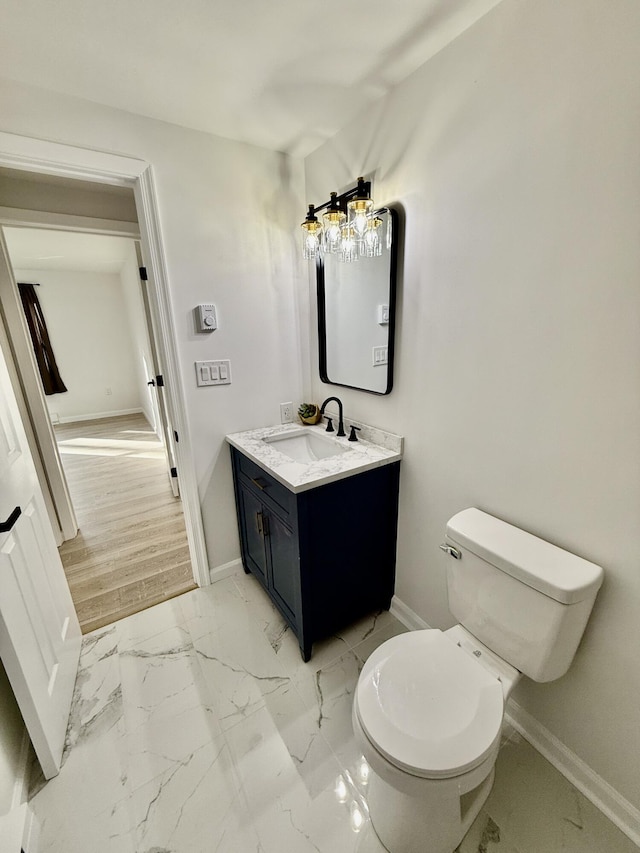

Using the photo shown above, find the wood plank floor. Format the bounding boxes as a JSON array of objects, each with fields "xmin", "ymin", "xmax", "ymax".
[{"xmin": 55, "ymin": 413, "xmax": 196, "ymax": 634}]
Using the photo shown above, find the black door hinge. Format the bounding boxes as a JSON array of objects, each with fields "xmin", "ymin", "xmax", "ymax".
[
  {"xmin": 139, "ymin": 266, "xmax": 148, "ymax": 280},
  {"xmin": 174, "ymin": 430, "xmax": 179, "ymax": 443},
  {"xmin": 170, "ymin": 467, "xmax": 178, "ymax": 479},
  {"xmin": 156, "ymin": 374, "xmax": 164, "ymax": 387}
]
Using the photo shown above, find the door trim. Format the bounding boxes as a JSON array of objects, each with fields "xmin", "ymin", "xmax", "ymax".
[
  {"xmin": 0, "ymin": 205, "xmax": 140, "ymax": 237},
  {"xmin": 0, "ymin": 131, "xmax": 210, "ymax": 588}
]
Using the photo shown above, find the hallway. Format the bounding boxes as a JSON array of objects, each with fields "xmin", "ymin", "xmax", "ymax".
[{"xmin": 55, "ymin": 413, "xmax": 195, "ymax": 633}]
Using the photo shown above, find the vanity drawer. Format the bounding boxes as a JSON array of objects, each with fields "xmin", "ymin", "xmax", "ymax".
[{"xmin": 236, "ymin": 451, "xmax": 295, "ymax": 518}]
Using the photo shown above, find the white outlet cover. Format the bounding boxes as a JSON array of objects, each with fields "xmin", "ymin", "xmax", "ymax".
[{"xmin": 280, "ymin": 402, "xmax": 294, "ymax": 423}]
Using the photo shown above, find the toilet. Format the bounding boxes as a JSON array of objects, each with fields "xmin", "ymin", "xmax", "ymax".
[{"xmin": 352, "ymin": 508, "xmax": 603, "ymax": 853}]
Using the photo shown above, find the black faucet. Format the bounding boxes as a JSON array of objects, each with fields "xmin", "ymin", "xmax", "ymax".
[{"xmin": 320, "ymin": 396, "xmax": 346, "ymax": 437}]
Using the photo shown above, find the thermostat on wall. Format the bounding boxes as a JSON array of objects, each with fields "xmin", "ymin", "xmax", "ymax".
[{"xmin": 196, "ymin": 303, "xmax": 217, "ymax": 332}]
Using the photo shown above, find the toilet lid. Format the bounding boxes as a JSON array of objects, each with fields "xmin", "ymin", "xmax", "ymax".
[{"xmin": 356, "ymin": 630, "xmax": 504, "ymax": 779}]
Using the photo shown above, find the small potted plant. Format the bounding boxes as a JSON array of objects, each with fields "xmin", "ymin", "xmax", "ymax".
[{"xmin": 298, "ymin": 403, "xmax": 321, "ymax": 425}]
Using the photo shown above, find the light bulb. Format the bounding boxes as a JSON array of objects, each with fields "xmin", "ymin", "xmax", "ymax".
[
  {"xmin": 302, "ymin": 230, "xmax": 321, "ymax": 260},
  {"xmin": 301, "ymin": 204, "xmax": 323, "ymax": 260},
  {"xmin": 347, "ymin": 177, "xmax": 374, "ymax": 240},
  {"xmin": 339, "ymin": 224, "xmax": 359, "ymax": 263},
  {"xmin": 348, "ymin": 199, "xmax": 373, "ymax": 238},
  {"xmin": 322, "ymin": 194, "xmax": 346, "ymax": 254},
  {"xmin": 362, "ymin": 218, "xmax": 383, "ymax": 257}
]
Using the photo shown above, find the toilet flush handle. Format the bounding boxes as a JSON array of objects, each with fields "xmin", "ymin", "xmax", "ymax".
[{"xmin": 439, "ymin": 543, "xmax": 462, "ymax": 559}]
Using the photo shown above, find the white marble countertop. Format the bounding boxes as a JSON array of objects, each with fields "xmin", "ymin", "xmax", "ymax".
[{"xmin": 226, "ymin": 417, "xmax": 403, "ymax": 494}]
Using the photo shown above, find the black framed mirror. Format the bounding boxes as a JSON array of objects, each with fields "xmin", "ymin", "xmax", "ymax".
[{"xmin": 317, "ymin": 207, "xmax": 398, "ymax": 395}]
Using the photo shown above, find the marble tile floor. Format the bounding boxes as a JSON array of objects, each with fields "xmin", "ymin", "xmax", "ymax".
[{"xmin": 28, "ymin": 569, "xmax": 637, "ymax": 853}]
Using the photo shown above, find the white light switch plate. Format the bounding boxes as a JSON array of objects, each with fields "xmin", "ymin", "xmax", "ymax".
[{"xmin": 195, "ymin": 360, "xmax": 231, "ymax": 386}]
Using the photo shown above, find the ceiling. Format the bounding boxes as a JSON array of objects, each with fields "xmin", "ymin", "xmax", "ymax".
[{"xmin": 0, "ymin": 0, "xmax": 503, "ymax": 157}]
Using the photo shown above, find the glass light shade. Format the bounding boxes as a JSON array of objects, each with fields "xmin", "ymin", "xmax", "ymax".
[
  {"xmin": 347, "ymin": 197, "xmax": 374, "ymax": 238},
  {"xmin": 322, "ymin": 208, "xmax": 346, "ymax": 254},
  {"xmin": 386, "ymin": 212, "xmax": 393, "ymax": 250},
  {"xmin": 362, "ymin": 216, "xmax": 383, "ymax": 257},
  {"xmin": 301, "ymin": 220, "xmax": 323, "ymax": 260},
  {"xmin": 339, "ymin": 224, "xmax": 359, "ymax": 263}
]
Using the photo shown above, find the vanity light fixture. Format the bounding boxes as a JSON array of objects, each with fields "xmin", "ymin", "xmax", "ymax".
[{"xmin": 300, "ymin": 176, "xmax": 388, "ymax": 263}]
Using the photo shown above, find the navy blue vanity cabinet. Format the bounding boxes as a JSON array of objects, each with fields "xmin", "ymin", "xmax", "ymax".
[{"xmin": 230, "ymin": 446, "xmax": 400, "ymax": 662}]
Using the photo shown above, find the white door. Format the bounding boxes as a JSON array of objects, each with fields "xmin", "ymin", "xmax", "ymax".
[
  {"xmin": 135, "ymin": 246, "xmax": 180, "ymax": 497},
  {"xmin": 0, "ymin": 323, "xmax": 81, "ymax": 780}
]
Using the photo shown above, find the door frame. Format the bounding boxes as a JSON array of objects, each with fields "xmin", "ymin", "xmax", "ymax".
[{"xmin": 0, "ymin": 131, "xmax": 210, "ymax": 588}]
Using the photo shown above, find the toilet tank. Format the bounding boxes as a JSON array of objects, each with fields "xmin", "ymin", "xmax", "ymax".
[{"xmin": 444, "ymin": 509, "xmax": 603, "ymax": 682}]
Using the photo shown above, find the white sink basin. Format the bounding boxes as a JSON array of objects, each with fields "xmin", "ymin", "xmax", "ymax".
[{"xmin": 263, "ymin": 429, "xmax": 349, "ymax": 463}]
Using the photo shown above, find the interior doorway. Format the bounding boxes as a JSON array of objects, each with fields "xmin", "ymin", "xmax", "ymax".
[
  {"xmin": 0, "ymin": 225, "xmax": 196, "ymax": 631},
  {"xmin": 0, "ymin": 135, "xmax": 210, "ymax": 594}
]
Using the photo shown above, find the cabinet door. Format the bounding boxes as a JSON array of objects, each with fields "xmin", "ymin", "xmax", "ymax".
[
  {"xmin": 238, "ymin": 483, "xmax": 268, "ymax": 585},
  {"xmin": 267, "ymin": 512, "xmax": 298, "ymax": 622}
]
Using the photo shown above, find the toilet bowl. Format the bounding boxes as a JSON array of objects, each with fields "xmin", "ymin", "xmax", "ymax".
[
  {"xmin": 352, "ymin": 508, "xmax": 604, "ymax": 853},
  {"xmin": 353, "ymin": 627, "xmax": 518, "ymax": 853}
]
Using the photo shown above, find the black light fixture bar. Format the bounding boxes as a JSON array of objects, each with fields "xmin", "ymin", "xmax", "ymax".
[{"xmin": 307, "ymin": 177, "xmax": 371, "ymax": 218}]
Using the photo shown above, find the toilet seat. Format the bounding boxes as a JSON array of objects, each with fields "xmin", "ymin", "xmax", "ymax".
[{"xmin": 356, "ymin": 629, "xmax": 504, "ymax": 780}]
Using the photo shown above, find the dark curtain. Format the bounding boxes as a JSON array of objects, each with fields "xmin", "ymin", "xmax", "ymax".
[{"xmin": 17, "ymin": 282, "xmax": 68, "ymax": 395}]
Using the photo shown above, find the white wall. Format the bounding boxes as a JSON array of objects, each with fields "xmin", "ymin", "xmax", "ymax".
[
  {"xmin": 14, "ymin": 268, "xmax": 143, "ymax": 422},
  {"xmin": 305, "ymin": 0, "xmax": 640, "ymax": 809},
  {"xmin": 0, "ymin": 75, "xmax": 306, "ymax": 567}
]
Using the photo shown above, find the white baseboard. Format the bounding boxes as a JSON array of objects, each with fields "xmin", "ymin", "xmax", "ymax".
[
  {"xmin": 56, "ymin": 407, "xmax": 143, "ymax": 424},
  {"xmin": 390, "ymin": 594, "xmax": 430, "ymax": 631},
  {"xmin": 506, "ymin": 700, "xmax": 640, "ymax": 848},
  {"xmin": 209, "ymin": 558, "xmax": 243, "ymax": 584},
  {"xmin": 391, "ymin": 595, "xmax": 640, "ymax": 846}
]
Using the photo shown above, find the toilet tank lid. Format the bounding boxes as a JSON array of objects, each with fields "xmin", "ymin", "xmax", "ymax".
[{"xmin": 445, "ymin": 509, "xmax": 603, "ymax": 605}]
